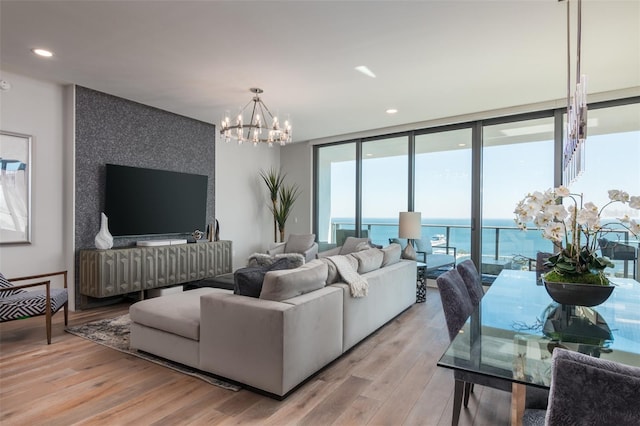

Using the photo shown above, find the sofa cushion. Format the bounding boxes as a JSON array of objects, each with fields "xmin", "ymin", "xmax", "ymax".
[
  {"xmin": 350, "ymin": 248, "xmax": 384, "ymax": 274},
  {"xmin": 129, "ymin": 288, "xmax": 219, "ymax": 340},
  {"xmin": 234, "ymin": 258, "xmax": 294, "ymax": 298},
  {"xmin": 340, "ymin": 237, "xmax": 370, "ymax": 255},
  {"xmin": 260, "ymin": 259, "xmax": 328, "ymax": 301},
  {"xmin": 285, "ymin": 234, "xmax": 315, "ymax": 253},
  {"xmin": 380, "ymin": 243, "xmax": 402, "ymax": 267}
]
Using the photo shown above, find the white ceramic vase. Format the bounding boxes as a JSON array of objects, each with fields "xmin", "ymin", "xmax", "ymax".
[{"xmin": 95, "ymin": 212, "xmax": 114, "ymax": 250}]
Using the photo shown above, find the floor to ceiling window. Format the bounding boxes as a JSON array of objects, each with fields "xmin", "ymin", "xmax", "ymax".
[
  {"xmin": 361, "ymin": 136, "xmax": 409, "ymax": 246},
  {"xmin": 314, "ymin": 96, "xmax": 639, "ymax": 279},
  {"xmin": 567, "ymin": 102, "xmax": 640, "ymax": 278},
  {"xmin": 415, "ymin": 128, "xmax": 472, "ymax": 261},
  {"xmin": 481, "ymin": 116, "xmax": 555, "ymax": 275},
  {"xmin": 315, "ymin": 143, "xmax": 356, "ymax": 250}
]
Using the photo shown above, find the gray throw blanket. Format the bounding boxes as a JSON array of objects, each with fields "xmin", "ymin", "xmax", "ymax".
[{"xmin": 327, "ymin": 255, "xmax": 368, "ymax": 297}]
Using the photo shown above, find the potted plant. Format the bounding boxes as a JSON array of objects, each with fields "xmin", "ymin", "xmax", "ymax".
[
  {"xmin": 260, "ymin": 168, "xmax": 301, "ymax": 243},
  {"xmin": 259, "ymin": 168, "xmax": 286, "ymax": 243},
  {"xmin": 272, "ymin": 183, "xmax": 300, "ymax": 243},
  {"xmin": 514, "ymin": 187, "xmax": 640, "ymax": 305}
]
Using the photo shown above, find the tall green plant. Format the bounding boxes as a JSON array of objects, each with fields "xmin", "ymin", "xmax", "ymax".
[
  {"xmin": 259, "ymin": 168, "xmax": 286, "ymax": 242},
  {"xmin": 273, "ymin": 183, "xmax": 301, "ymax": 242}
]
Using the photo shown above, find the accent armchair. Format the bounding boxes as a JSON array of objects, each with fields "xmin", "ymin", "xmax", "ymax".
[
  {"xmin": 598, "ymin": 237, "xmax": 637, "ymax": 279},
  {"xmin": 267, "ymin": 233, "xmax": 318, "ymax": 263},
  {"xmin": 0, "ymin": 271, "xmax": 68, "ymax": 344},
  {"xmin": 389, "ymin": 237, "xmax": 457, "ymax": 273}
]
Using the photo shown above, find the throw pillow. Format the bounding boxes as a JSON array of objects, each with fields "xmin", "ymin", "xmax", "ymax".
[
  {"xmin": 284, "ymin": 234, "xmax": 315, "ymax": 253},
  {"xmin": 340, "ymin": 237, "xmax": 371, "ymax": 255},
  {"xmin": 318, "ymin": 254, "xmax": 359, "ymax": 285},
  {"xmin": 246, "ymin": 253, "xmax": 274, "ymax": 268},
  {"xmin": 0, "ymin": 273, "xmax": 24, "ymax": 298},
  {"xmin": 273, "ymin": 253, "xmax": 305, "ymax": 268},
  {"xmin": 380, "ymin": 243, "xmax": 402, "ymax": 267},
  {"xmin": 350, "ymin": 248, "xmax": 384, "ymax": 274},
  {"xmin": 260, "ymin": 259, "xmax": 328, "ymax": 301},
  {"xmin": 355, "ymin": 241, "xmax": 372, "ymax": 252},
  {"xmin": 318, "ymin": 257, "xmax": 339, "ymax": 285},
  {"xmin": 234, "ymin": 258, "xmax": 293, "ymax": 298},
  {"xmin": 389, "ymin": 238, "xmax": 408, "ymax": 249}
]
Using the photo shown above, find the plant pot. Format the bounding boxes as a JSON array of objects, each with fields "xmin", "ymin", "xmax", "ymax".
[{"xmin": 542, "ymin": 278, "xmax": 614, "ymax": 307}]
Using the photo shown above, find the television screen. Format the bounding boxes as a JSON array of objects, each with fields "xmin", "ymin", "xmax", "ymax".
[{"xmin": 105, "ymin": 164, "xmax": 208, "ymax": 237}]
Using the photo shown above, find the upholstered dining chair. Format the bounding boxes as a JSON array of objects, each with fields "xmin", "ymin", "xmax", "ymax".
[
  {"xmin": 437, "ymin": 269, "xmax": 513, "ymax": 425},
  {"xmin": 523, "ymin": 348, "xmax": 640, "ymax": 426},
  {"xmin": 436, "ymin": 269, "xmax": 547, "ymax": 425},
  {"xmin": 455, "ymin": 259, "xmax": 484, "ymax": 307},
  {"xmin": 0, "ymin": 271, "xmax": 68, "ymax": 344}
]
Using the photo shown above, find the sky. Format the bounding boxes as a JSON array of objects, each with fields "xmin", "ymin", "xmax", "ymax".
[{"xmin": 327, "ymin": 130, "xmax": 639, "ymax": 221}]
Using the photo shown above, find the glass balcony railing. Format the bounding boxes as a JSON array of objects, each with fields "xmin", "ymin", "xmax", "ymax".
[{"xmin": 325, "ymin": 220, "xmax": 638, "ymax": 280}]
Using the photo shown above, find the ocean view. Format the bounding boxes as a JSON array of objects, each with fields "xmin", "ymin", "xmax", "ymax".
[
  {"xmin": 331, "ymin": 217, "xmax": 553, "ymax": 260},
  {"xmin": 330, "ymin": 217, "xmax": 635, "ymax": 276}
]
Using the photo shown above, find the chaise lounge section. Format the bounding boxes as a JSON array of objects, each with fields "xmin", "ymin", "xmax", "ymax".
[{"xmin": 129, "ymin": 246, "xmax": 416, "ymax": 397}]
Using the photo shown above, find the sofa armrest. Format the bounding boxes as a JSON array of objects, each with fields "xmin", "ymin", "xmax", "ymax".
[
  {"xmin": 199, "ymin": 287, "xmax": 343, "ymax": 396},
  {"xmin": 266, "ymin": 242, "xmax": 286, "ymax": 256},
  {"xmin": 304, "ymin": 242, "xmax": 319, "ymax": 262}
]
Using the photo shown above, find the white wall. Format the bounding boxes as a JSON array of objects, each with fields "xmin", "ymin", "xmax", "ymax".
[
  {"xmin": 0, "ymin": 70, "xmax": 72, "ymax": 304},
  {"xmin": 280, "ymin": 141, "xmax": 313, "ymax": 236},
  {"xmin": 215, "ymin": 139, "xmax": 280, "ymax": 269}
]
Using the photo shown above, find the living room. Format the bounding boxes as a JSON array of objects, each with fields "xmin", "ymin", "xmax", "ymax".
[{"xmin": 1, "ymin": 1, "xmax": 639, "ymax": 425}]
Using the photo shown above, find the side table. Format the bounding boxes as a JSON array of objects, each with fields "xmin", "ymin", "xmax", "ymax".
[{"xmin": 416, "ymin": 261, "xmax": 427, "ymax": 303}]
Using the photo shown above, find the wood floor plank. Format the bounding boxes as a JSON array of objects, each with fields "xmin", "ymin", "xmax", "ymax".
[
  {"xmin": 0, "ymin": 289, "xmax": 512, "ymax": 425},
  {"xmin": 298, "ymin": 375, "xmax": 372, "ymax": 426},
  {"xmin": 332, "ymin": 394, "xmax": 382, "ymax": 425}
]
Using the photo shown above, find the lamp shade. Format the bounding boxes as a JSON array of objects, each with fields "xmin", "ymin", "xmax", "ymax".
[{"xmin": 399, "ymin": 212, "xmax": 422, "ymax": 240}]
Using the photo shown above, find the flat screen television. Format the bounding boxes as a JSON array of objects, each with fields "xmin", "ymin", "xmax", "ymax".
[{"xmin": 105, "ymin": 164, "xmax": 208, "ymax": 237}]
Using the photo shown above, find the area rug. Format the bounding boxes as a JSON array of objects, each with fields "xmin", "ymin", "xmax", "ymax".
[{"xmin": 65, "ymin": 314, "xmax": 241, "ymax": 391}]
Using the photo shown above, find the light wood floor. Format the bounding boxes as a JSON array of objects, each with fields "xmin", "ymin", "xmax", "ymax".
[{"xmin": 0, "ymin": 287, "xmax": 511, "ymax": 425}]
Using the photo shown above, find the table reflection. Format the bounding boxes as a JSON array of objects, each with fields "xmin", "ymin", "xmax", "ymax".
[{"xmin": 541, "ymin": 303, "xmax": 613, "ymax": 358}]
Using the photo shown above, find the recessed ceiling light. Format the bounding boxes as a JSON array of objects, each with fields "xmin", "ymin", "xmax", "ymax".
[
  {"xmin": 31, "ymin": 48, "xmax": 54, "ymax": 58},
  {"xmin": 355, "ymin": 65, "xmax": 376, "ymax": 78},
  {"xmin": 458, "ymin": 143, "xmax": 466, "ymax": 147},
  {"xmin": 386, "ymin": 109, "xmax": 398, "ymax": 114}
]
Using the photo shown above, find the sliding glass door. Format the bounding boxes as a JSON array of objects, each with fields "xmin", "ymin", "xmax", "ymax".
[
  {"xmin": 415, "ymin": 128, "xmax": 472, "ymax": 264},
  {"xmin": 315, "ymin": 143, "xmax": 356, "ymax": 250},
  {"xmin": 481, "ymin": 116, "xmax": 555, "ymax": 277},
  {"xmin": 361, "ymin": 136, "xmax": 408, "ymax": 246},
  {"xmin": 568, "ymin": 102, "xmax": 640, "ymax": 278}
]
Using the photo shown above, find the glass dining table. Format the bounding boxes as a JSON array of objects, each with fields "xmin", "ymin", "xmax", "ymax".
[{"xmin": 437, "ymin": 269, "xmax": 640, "ymax": 426}]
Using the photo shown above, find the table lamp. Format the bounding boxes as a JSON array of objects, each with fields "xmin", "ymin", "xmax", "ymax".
[{"xmin": 399, "ymin": 211, "xmax": 421, "ymax": 260}]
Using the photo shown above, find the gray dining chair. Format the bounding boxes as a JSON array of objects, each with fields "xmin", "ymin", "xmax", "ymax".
[
  {"xmin": 524, "ymin": 348, "xmax": 640, "ymax": 425},
  {"xmin": 456, "ymin": 259, "xmax": 484, "ymax": 307},
  {"xmin": 437, "ymin": 268, "xmax": 548, "ymax": 426},
  {"xmin": 436, "ymin": 269, "xmax": 513, "ymax": 425}
]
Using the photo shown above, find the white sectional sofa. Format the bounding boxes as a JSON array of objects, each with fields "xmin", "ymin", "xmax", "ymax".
[{"xmin": 129, "ymin": 247, "xmax": 416, "ymax": 398}]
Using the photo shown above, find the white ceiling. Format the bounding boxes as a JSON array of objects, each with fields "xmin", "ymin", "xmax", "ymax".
[{"xmin": 1, "ymin": 0, "xmax": 638, "ymax": 143}]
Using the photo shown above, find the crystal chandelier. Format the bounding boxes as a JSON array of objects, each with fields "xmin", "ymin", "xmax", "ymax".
[
  {"xmin": 220, "ymin": 88, "xmax": 292, "ymax": 147},
  {"xmin": 562, "ymin": 0, "xmax": 588, "ymax": 185}
]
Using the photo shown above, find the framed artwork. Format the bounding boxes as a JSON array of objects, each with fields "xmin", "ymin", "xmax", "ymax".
[{"xmin": 0, "ymin": 130, "xmax": 32, "ymax": 244}]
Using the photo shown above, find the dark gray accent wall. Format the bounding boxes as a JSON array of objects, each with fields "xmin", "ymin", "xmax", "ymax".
[{"xmin": 75, "ymin": 86, "xmax": 215, "ymax": 307}]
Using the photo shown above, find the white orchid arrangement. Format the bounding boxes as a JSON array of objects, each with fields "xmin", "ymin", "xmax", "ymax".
[{"xmin": 514, "ymin": 187, "xmax": 640, "ymax": 284}]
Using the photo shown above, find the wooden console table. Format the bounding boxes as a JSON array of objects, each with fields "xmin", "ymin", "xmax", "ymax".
[{"xmin": 79, "ymin": 240, "xmax": 232, "ymax": 297}]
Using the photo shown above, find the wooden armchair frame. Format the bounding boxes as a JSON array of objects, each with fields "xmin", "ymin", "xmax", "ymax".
[{"xmin": 2, "ymin": 270, "xmax": 68, "ymax": 344}]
